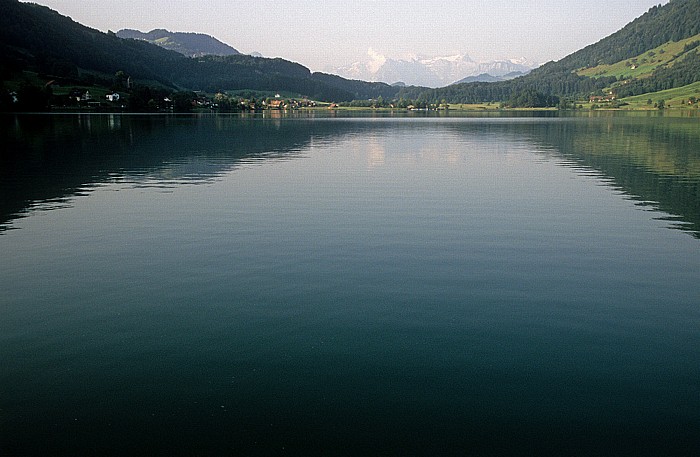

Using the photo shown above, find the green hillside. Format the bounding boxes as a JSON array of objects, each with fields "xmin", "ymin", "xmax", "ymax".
[
  {"xmin": 2, "ymin": 0, "xmax": 700, "ymax": 108},
  {"xmin": 400, "ymin": 0, "xmax": 700, "ymax": 105},
  {"xmin": 620, "ymin": 80, "xmax": 700, "ymax": 108},
  {"xmin": 0, "ymin": 0, "xmax": 399, "ymax": 103},
  {"xmin": 577, "ymin": 33, "xmax": 700, "ymax": 80},
  {"xmin": 572, "ymin": 32, "xmax": 700, "ymax": 105}
]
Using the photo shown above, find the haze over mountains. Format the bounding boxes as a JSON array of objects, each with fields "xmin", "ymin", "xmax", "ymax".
[
  {"xmin": 115, "ymin": 28, "xmax": 536, "ymax": 87},
  {"xmin": 115, "ymin": 29, "xmax": 240, "ymax": 58},
  {"xmin": 329, "ymin": 51, "xmax": 536, "ymax": 87},
  {"xmin": 1, "ymin": 0, "xmax": 700, "ymax": 108}
]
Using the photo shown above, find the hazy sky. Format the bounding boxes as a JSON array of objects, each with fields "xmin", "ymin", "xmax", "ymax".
[{"xmin": 28, "ymin": 0, "xmax": 668, "ymax": 70}]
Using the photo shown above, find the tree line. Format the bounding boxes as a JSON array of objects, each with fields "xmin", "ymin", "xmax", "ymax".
[
  {"xmin": 2, "ymin": 0, "xmax": 700, "ymax": 109},
  {"xmin": 0, "ymin": 0, "xmax": 400, "ymax": 103}
]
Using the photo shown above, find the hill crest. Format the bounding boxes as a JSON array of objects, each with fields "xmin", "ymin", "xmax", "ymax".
[{"xmin": 116, "ymin": 28, "xmax": 240, "ymax": 57}]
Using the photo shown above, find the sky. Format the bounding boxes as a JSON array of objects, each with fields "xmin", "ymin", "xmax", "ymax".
[{"xmin": 28, "ymin": 0, "xmax": 668, "ymax": 71}]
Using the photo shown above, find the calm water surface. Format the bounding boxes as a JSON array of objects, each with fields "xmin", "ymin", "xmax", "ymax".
[{"xmin": 1, "ymin": 113, "xmax": 699, "ymax": 456}]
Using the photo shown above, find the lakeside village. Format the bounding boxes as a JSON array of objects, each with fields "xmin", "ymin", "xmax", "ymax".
[
  {"xmin": 1, "ymin": 71, "xmax": 323, "ymax": 112},
  {"xmin": 3, "ymin": 80, "xmax": 320, "ymax": 113},
  {"xmin": 3, "ymin": 76, "xmax": 447, "ymax": 113},
  {"xmin": 77, "ymin": 89, "xmax": 323, "ymax": 112},
  {"xmin": 5, "ymin": 70, "xmax": 700, "ymax": 113}
]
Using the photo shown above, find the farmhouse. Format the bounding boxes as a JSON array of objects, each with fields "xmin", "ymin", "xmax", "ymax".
[
  {"xmin": 589, "ymin": 94, "xmax": 616, "ymax": 103},
  {"xmin": 266, "ymin": 99, "xmax": 285, "ymax": 109}
]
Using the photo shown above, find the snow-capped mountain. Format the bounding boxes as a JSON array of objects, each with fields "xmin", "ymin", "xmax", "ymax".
[{"xmin": 328, "ymin": 50, "xmax": 537, "ymax": 88}]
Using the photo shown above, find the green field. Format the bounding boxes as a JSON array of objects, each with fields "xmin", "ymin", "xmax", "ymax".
[
  {"xmin": 224, "ymin": 89, "xmax": 307, "ymax": 100},
  {"xmin": 577, "ymin": 33, "xmax": 700, "ymax": 80},
  {"xmin": 620, "ymin": 81, "xmax": 700, "ymax": 109}
]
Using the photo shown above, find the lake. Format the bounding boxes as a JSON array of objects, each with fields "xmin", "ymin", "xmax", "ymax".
[{"xmin": 1, "ymin": 112, "xmax": 699, "ymax": 456}]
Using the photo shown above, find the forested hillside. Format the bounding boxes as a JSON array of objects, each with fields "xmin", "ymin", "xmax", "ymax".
[
  {"xmin": 400, "ymin": 0, "xmax": 700, "ymax": 105},
  {"xmin": 1, "ymin": 0, "xmax": 699, "ymax": 107},
  {"xmin": 0, "ymin": 0, "xmax": 180, "ymax": 86},
  {"xmin": 116, "ymin": 29, "xmax": 240, "ymax": 57},
  {"xmin": 0, "ymin": 0, "xmax": 399, "ymax": 102},
  {"xmin": 554, "ymin": 0, "xmax": 700, "ymax": 69}
]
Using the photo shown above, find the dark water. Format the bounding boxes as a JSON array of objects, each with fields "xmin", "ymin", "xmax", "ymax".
[{"xmin": 1, "ymin": 113, "xmax": 699, "ymax": 456}]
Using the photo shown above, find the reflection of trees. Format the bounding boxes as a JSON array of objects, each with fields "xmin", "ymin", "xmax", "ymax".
[
  {"xmin": 518, "ymin": 115, "xmax": 700, "ymax": 238},
  {"xmin": 0, "ymin": 114, "xmax": 347, "ymax": 230},
  {"xmin": 423, "ymin": 115, "xmax": 700, "ymax": 237},
  {"xmin": 3, "ymin": 113, "xmax": 699, "ymax": 238},
  {"xmin": 391, "ymin": 115, "xmax": 700, "ymax": 238}
]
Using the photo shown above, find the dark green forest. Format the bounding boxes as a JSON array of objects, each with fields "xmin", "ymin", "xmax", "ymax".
[
  {"xmin": 0, "ymin": 0, "xmax": 400, "ymax": 103},
  {"xmin": 613, "ymin": 49, "xmax": 700, "ymax": 97},
  {"xmin": 2, "ymin": 0, "xmax": 700, "ymax": 108},
  {"xmin": 399, "ymin": 0, "xmax": 700, "ymax": 104}
]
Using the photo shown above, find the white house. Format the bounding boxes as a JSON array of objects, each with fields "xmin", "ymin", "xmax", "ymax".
[{"xmin": 106, "ymin": 93, "xmax": 120, "ymax": 102}]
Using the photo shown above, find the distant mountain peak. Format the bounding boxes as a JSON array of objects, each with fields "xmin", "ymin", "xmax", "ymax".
[
  {"xmin": 452, "ymin": 70, "xmax": 530, "ymax": 85},
  {"xmin": 328, "ymin": 50, "xmax": 536, "ymax": 88},
  {"xmin": 116, "ymin": 28, "xmax": 240, "ymax": 57}
]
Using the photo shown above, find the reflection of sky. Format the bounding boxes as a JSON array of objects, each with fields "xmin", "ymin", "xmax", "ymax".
[
  {"xmin": 3, "ymin": 116, "xmax": 700, "ymax": 239},
  {"xmin": 366, "ymin": 137, "xmax": 385, "ymax": 169},
  {"xmin": 2, "ymin": 114, "xmax": 699, "ymax": 457}
]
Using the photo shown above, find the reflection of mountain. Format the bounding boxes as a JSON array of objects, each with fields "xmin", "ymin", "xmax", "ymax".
[
  {"xmin": 0, "ymin": 114, "xmax": 412, "ymax": 231},
  {"xmin": 0, "ymin": 115, "xmax": 324, "ymax": 231},
  {"xmin": 433, "ymin": 115, "xmax": 700, "ymax": 238},
  {"xmin": 2, "ymin": 114, "xmax": 699, "ymax": 239},
  {"xmin": 521, "ymin": 115, "xmax": 700, "ymax": 238}
]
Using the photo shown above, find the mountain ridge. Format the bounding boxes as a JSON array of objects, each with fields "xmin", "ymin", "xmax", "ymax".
[
  {"xmin": 2, "ymin": 0, "xmax": 700, "ymax": 107},
  {"xmin": 396, "ymin": 0, "xmax": 700, "ymax": 105},
  {"xmin": 329, "ymin": 52, "xmax": 536, "ymax": 88},
  {"xmin": 116, "ymin": 28, "xmax": 240, "ymax": 57},
  {"xmin": 0, "ymin": 0, "xmax": 400, "ymax": 102}
]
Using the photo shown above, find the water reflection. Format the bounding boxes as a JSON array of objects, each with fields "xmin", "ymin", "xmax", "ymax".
[
  {"xmin": 522, "ymin": 115, "xmax": 700, "ymax": 237},
  {"xmin": 2, "ymin": 113, "xmax": 699, "ymax": 456},
  {"xmin": 2, "ymin": 113, "xmax": 699, "ymax": 237},
  {"xmin": 1, "ymin": 114, "xmax": 324, "ymax": 230}
]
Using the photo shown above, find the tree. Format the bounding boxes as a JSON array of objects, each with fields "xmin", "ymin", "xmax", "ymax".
[
  {"xmin": 114, "ymin": 70, "xmax": 129, "ymax": 89},
  {"xmin": 213, "ymin": 92, "xmax": 237, "ymax": 112},
  {"xmin": 0, "ymin": 82, "xmax": 14, "ymax": 111},
  {"xmin": 172, "ymin": 91, "xmax": 195, "ymax": 112},
  {"xmin": 16, "ymin": 82, "xmax": 51, "ymax": 111},
  {"xmin": 507, "ymin": 89, "xmax": 559, "ymax": 108}
]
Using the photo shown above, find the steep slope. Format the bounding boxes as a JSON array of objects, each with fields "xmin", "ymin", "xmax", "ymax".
[
  {"xmin": 577, "ymin": 33, "xmax": 700, "ymax": 80},
  {"xmin": 4, "ymin": 0, "xmax": 696, "ymax": 105},
  {"xmin": 530, "ymin": 0, "xmax": 700, "ymax": 99},
  {"xmin": 0, "ymin": 0, "xmax": 399, "ymax": 101},
  {"xmin": 0, "ymin": 0, "xmax": 182, "ymax": 86},
  {"xmin": 402, "ymin": 0, "xmax": 700, "ymax": 103},
  {"xmin": 116, "ymin": 29, "xmax": 240, "ymax": 57},
  {"xmin": 551, "ymin": 0, "xmax": 700, "ymax": 70}
]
